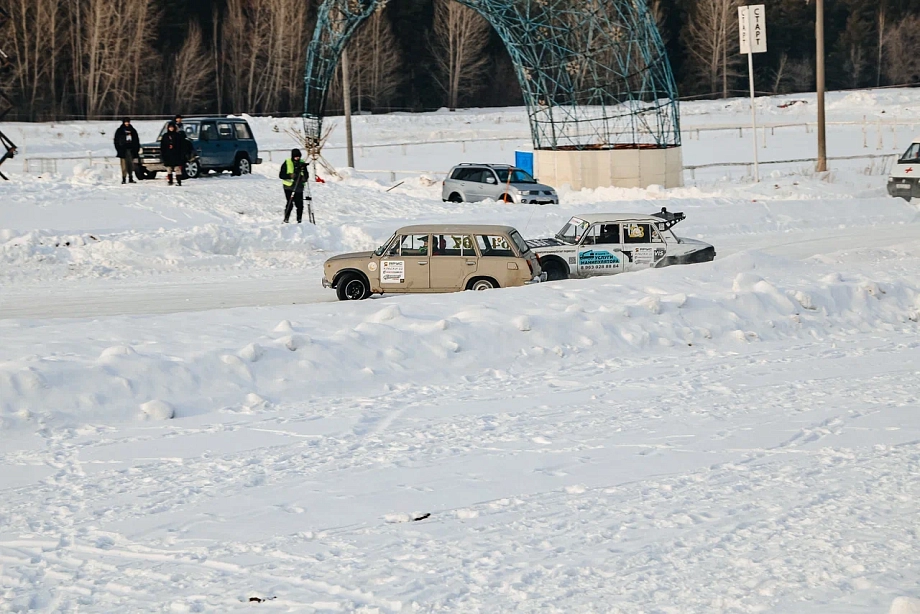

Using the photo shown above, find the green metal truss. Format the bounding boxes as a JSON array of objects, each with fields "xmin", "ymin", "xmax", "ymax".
[{"xmin": 303, "ymin": 0, "xmax": 680, "ymax": 152}]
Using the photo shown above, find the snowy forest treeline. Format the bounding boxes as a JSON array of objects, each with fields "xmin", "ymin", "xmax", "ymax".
[{"xmin": 3, "ymin": 0, "xmax": 920, "ymax": 120}]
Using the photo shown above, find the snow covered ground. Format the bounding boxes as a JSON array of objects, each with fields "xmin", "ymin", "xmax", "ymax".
[{"xmin": 2, "ymin": 90, "xmax": 920, "ymax": 612}]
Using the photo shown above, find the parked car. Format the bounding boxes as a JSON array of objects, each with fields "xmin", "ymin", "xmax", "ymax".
[
  {"xmin": 323, "ymin": 224, "xmax": 545, "ymax": 301},
  {"xmin": 527, "ymin": 208, "xmax": 716, "ymax": 281},
  {"xmin": 888, "ymin": 137, "xmax": 920, "ymax": 201},
  {"xmin": 137, "ymin": 117, "xmax": 262, "ymax": 180},
  {"xmin": 441, "ymin": 163, "xmax": 558, "ymax": 205}
]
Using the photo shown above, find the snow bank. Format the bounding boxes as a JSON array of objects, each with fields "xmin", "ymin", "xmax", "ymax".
[{"xmin": 2, "ymin": 250, "xmax": 917, "ymax": 429}]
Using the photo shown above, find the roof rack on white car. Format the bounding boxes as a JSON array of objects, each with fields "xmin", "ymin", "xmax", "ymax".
[{"xmin": 650, "ymin": 207, "xmax": 685, "ymax": 232}]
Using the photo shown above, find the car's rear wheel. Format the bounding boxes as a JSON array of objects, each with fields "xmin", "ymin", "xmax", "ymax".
[
  {"xmin": 542, "ymin": 259, "xmax": 568, "ymax": 281},
  {"xmin": 233, "ymin": 156, "xmax": 251, "ymax": 176},
  {"xmin": 336, "ymin": 273, "xmax": 370, "ymax": 301},
  {"xmin": 184, "ymin": 159, "xmax": 200, "ymax": 179},
  {"xmin": 467, "ymin": 277, "xmax": 498, "ymax": 291},
  {"xmin": 448, "ymin": 192, "xmax": 463, "ymax": 203}
]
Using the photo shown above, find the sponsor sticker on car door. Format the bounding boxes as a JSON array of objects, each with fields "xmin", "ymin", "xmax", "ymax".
[{"xmin": 381, "ymin": 260, "xmax": 405, "ymax": 283}]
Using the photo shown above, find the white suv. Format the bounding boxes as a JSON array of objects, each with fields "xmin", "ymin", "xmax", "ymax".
[{"xmin": 442, "ymin": 164, "xmax": 559, "ymax": 205}]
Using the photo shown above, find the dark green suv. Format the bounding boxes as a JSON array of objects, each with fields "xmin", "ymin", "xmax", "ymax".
[{"xmin": 137, "ymin": 117, "xmax": 262, "ymax": 180}]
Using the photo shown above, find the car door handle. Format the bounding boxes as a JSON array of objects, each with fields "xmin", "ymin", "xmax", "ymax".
[
  {"xmin": 466, "ymin": 260, "xmax": 476, "ymax": 265},
  {"xmin": 418, "ymin": 261, "xmax": 428, "ymax": 265}
]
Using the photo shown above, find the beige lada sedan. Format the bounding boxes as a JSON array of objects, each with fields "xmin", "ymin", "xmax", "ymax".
[{"xmin": 323, "ymin": 224, "xmax": 545, "ymax": 300}]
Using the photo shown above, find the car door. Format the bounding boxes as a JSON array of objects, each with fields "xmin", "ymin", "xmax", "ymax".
[
  {"xmin": 461, "ymin": 169, "xmax": 487, "ymax": 201},
  {"xmin": 379, "ymin": 234, "xmax": 430, "ymax": 292},
  {"xmin": 576, "ymin": 224, "xmax": 624, "ymax": 276},
  {"xmin": 430, "ymin": 234, "xmax": 477, "ymax": 290},
  {"xmin": 216, "ymin": 122, "xmax": 238, "ymax": 167},
  {"xmin": 198, "ymin": 122, "xmax": 219, "ymax": 167},
  {"xmin": 621, "ymin": 222, "xmax": 666, "ymax": 272},
  {"xmin": 479, "ymin": 169, "xmax": 501, "ymax": 200},
  {"xmin": 475, "ymin": 234, "xmax": 520, "ymax": 287}
]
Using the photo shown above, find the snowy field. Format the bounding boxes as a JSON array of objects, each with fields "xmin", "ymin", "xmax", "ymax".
[{"xmin": 2, "ymin": 90, "xmax": 920, "ymax": 612}]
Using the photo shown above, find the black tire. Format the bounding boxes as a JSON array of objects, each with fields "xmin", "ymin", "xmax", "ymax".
[
  {"xmin": 448, "ymin": 192, "xmax": 463, "ymax": 203},
  {"xmin": 467, "ymin": 277, "xmax": 498, "ymax": 291},
  {"xmin": 499, "ymin": 193, "xmax": 514, "ymax": 204},
  {"xmin": 336, "ymin": 273, "xmax": 370, "ymax": 301},
  {"xmin": 233, "ymin": 156, "xmax": 251, "ymax": 176},
  {"xmin": 542, "ymin": 259, "xmax": 569, "ymax": 281},
  {"xmin": 135, "ymin": 166, "xmax": 147, "ymax": 181},
  {"xmin": 184, "ymin": 159, "xmax": 200, "ymax": 179}
]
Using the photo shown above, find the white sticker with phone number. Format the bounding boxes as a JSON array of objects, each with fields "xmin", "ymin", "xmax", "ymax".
[{"xmin": 381, "ymin": 260, "xmax": 405, "ymax": 284}]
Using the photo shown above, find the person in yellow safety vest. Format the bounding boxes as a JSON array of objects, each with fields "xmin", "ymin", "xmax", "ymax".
[{"xmin": 279, "ymin": 148, "xmax": 310, "ymax": 223}]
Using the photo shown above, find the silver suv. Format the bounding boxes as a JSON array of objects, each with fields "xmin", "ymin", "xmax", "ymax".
[{"xmin": 441, "ymin": 164, "xmax": 559, "ymax": 205}]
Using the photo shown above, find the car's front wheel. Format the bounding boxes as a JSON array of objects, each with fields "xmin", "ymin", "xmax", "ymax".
[
  {"xmin": 336, "ymin": 273, "xmax": 370, "ymax": 301},
  {"xmin": 184, "ymin": 159, "xmax": 200, "ymax": 179},
  {"xmin": 233, "ymin": 156, "xmax": 251, "ymax": 176}
]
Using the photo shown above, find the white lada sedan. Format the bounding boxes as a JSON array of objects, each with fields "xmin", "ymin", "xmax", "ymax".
[{"xmin": 526, "ymin": 208, "xmax": 715, "ymax": 281}]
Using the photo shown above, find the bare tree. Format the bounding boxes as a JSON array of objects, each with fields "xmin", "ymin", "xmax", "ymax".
[
  {"xmin": 221, "ymin": 0, "xmax": 311, "ymax": 114},
  {"xmin": 66, "ymin": 0, "xmax": 160, "ymax": 118},
  {"xmin": 429, "ymin": 0, "xmax": 491, "ymax": 110},
  {"xmin": 4, "ymin": 0, "xmax": 61, "ymax": 118},
  {"xmin": 327, "ymin": 4, "xmax": 402, "ymax": 112},
  {"xmin": 167, "ymin": 22, "xmax": 215, "ymax": 113},
  {"xmin": 877, "ymin": 5, "xmax": 886, "ymax": 87},
  {"xmin": 682, "ymin": 0, "xmax": 743, "ymax": 97},
  {"xmin": 884, "ymin": 15, "xmax": 920, "ymax": 86}
]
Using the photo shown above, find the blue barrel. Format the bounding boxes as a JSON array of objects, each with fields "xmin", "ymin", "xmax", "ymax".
[{"xmin": 515, "ymin": 151, "xmax": 534, "ymax": 176}]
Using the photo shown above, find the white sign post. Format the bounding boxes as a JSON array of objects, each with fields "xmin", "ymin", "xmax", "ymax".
[{"xmin": 739, "ymin": 4, "xmax": 767, "ymax": 182}]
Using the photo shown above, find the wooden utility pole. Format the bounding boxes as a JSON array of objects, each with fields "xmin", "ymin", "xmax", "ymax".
[
  {"xmin": 816, "ymin": 0, "xmax": 827, "ymax": 172},
  {"xmin": 341, "ymin": 48, "xmax": 355, "ymax": 169}
]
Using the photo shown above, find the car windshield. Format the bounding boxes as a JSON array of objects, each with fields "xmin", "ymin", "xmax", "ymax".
[
  {"xmin": 494, "ymin": 168, "xmax": 536, "ymax": 184},
  {"xmin": 157, "ymin": 121, "xmax": 200, "ymax": 140},
  {"xmin": 556, "ymin": 218, "xmax": 589, "ymax": 244},
  {"xmin": 374, "ymin": 234, "xmax": 397, "ymax": 256}
]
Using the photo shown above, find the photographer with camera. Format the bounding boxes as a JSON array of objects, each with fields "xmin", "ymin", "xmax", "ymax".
[{"xmin": 279, "ymin": 148, "xmax": 310, "ymax": 224}]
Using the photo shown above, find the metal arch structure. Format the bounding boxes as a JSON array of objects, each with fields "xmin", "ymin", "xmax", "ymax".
[
  {"xmin": 302, "ymin": 0, "xmax": 680, "ymax": 153},
  {"xmin": 0, "ymin": 5, "xmax": 18, "ymax": 180}
]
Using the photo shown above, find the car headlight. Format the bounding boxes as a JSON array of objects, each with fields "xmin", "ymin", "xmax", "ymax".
[{"xmin": 519, "ymin": 190, "xmax": 539, "ymax": 195}]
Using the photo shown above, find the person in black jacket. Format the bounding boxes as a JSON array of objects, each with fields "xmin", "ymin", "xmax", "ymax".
[
  {"xmin": 279, "ymin": 148, "xmax": 310, "ymax": 223},
  {"xmin": 113, "ymin": 118, "xmax": 140, "ymax": 184},
  {"xmin": 160, "ymin": 122, "xmax": 185, "ymax": 186}
]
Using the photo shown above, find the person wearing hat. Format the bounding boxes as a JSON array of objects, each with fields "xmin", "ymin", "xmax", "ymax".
[
  {"xmin": 113, "ymin": 117, "xmax": 140, "ymax": 184},
  {"xmin": 160, "ymin": 122, "xmax": 185, "ymax": 186},
  {"xmin": 279, "ymin": 148, "xmax": 309, "ymax": 223}
]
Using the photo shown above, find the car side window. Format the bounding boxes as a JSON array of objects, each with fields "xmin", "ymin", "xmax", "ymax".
[
  {"xmin": 465, "ymin": 169, "xmax": 484, "ymax": 183},
  {"xmin": 399, "ymin": 234, "xmax": 430, "ymax": 256},
  {"xmin": 476, "ymin": 235, "xmax": 515, "ymax": 257},
  {"xmin": 433, "ymin": 235, "xmax": 474, "ymax": 256},
  {"xmin": 623, "ymin": 224, "xmax": 663, "ymax": 244},
  {"xmin": 200, "ymin": 123, "xmax": 218, "ymax": 141},
  {"xmin": 597, "ymin": 224, "xmax": 620, "ymax": 244},
  {"xmin": 452, "ymin": 168, "xmax": 477, "ymax": 181},
  {"xmin": 217, "ymin": 122, "xmax": 235, "ymax": 140},
  {"xmin": 233, "ymin": 123, "xmax": 253, "ymax": 139},
  {"xmin": 482, "ymin": 170, "xmax": 498, "ymax": 184}
]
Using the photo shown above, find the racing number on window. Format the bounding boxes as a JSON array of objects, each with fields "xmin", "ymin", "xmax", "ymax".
[{"xmin": 476, "ymin": 235, "xmax": 514, "ymax": 257}]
